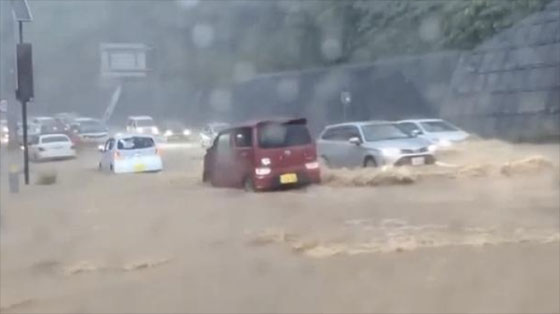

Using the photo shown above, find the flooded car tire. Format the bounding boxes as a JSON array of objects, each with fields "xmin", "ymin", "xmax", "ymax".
[
  {"xmin": 202, "ymin": 171, "xmax": 209, "ymax": 183},
  {"xmin": 364, "ymin": 157, "xmax": 377, "ymax": 168},
  {"xmin": 243, "ymin": 177, "xmax": 256, "ymax": 192},
  {"xmin": 320, "ymin": 156, "xmax": 330, "ymax": 169}
]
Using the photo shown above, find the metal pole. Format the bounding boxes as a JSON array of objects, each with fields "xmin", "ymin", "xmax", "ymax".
[
  {"xmin": 21, "ymin": 100, "xmax": 28, "ymax": 184},
  {"xmin": 18, "ymin": 21, "xmax": 23, "ymax": 43},
  {"xmin": 18, "ymin": 20, "xmax": 29, "ymax": 185}
]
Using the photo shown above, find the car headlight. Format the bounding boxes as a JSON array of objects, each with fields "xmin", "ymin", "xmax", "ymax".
[
  {"xmin": 137, "ymin": 128, "xmax": 144, "ymax": 133},
  {"xmin": 164, "ymin": 130, "xmax": 173, "ymax": 137},
  {"xmin": 439, "ymin": 139, "xmax": 452, "ymax": 147},
  {"xmin": 428, "ymin": 144, "xmax": 437, "ymax": 153},
  {"xmin": 152, "ymin": 127, "xmax": 159, "ymax": 134},
  {"xmin": 183, "ymin": 129, "xmax": 191, "ymax": 136},
  {"xmin": 261, "ymin": 158, "xmax": 271, "ymax": 166},
  {"xmin": 381, "ymin": 148, "xmax": 401, "ymax": 156},
  {"xmin": 1, "ymin": 126, "xmax": 8, "ymax": 132}
]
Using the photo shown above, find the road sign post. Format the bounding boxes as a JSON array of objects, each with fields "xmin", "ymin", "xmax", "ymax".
[{"xmin": 11, "ymin": 0, "xmax": 33, "ymax": 185}]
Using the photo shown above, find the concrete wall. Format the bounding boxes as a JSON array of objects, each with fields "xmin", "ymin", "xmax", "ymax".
[
  {"xmin": 233, "ymin": 51, "xmax": 461, "ymax": 135},
  {"xmin": 442, "ymin": 0, "xmax": 560, "ymax": 141}
]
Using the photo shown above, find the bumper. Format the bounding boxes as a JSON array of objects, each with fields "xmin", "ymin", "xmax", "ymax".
[
  {"xmin": 36, "ymin": 149, "xmax": 76, "ymax": 160},
  {"xmin": 392, "ymin": 154, "xmax": 436, "ymax": 166},
  {"xmin": 113, "ymin": 156, "xmax": 163, "ymax": 174},
  {"xmin": 253, "ymin": 167, "xmax": 321, "ymax": 190}
]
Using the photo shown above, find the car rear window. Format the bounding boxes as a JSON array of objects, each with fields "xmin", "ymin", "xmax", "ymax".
[
  {"xmin": 257, "ymin": 122, "xmax": 312, "ymax": 149},
  {"xmin": 135, "ymin": 119, "xmax": 155, "ymax": 127},
  {"xmin": 420, "ymin": 121, "xmax": 459, "ymax": 132},
  {"xmin": 41, "ymin": 135, "xmax": 69, "ymax": 143},
  {"xmin": 117, "ymin": 136, "xmax": 155, "ymax": 150},
  {"xmin": 78, "ymin": 120, "xmax": 107, "ymax": 133}
]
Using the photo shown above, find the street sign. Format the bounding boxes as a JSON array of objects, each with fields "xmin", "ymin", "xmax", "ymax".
[
  {"xmin": 340, "ymin": 91, "xmax": 352, "ymax": 105},
  {"xmin": 100, "ymin": 43, "xmax": 150, "ymax": 78},
  {"xmin": 10, "ymin": 0, "xmax": 32, "ymax": 22}
]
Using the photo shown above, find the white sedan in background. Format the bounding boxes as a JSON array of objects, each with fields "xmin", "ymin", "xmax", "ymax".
[
  {"xmin": 29, "ymin": 134, "xmax": 76, "ymax": 162},
  {"xmin": 396, "ymin": 119, "xmax": 470, "ymax": 148},
  {"xmin": 98, "ymin": 134, "xmax": 162, "ymax": 174}
]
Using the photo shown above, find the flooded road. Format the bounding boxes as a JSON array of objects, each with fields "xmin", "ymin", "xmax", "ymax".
[{"xmin": 1, "ymin": 141, "xmax": 559, "ymax": 313}]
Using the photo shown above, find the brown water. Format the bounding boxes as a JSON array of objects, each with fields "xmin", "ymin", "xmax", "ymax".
[{"xmin": 0, "ymin": 141, "xmax": 559, "ymax": 313}]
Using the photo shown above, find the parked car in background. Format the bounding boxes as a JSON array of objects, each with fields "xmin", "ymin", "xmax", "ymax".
[
  {"xmin": 17, "ymin": 122, "xmax": 41, "ymax": 144},
  {"xmin": 29, "ymin": 134, "xmax": 76, "ymax": 162},
  {"xmin": 54, "ymin": 112, "xmax": 79, "ymax": 129},
  {"xmin": 32, "ymin": 116, "xmax": 68, "ymax": 134},
  {"xmin": 1, "ymin": 119, "xmax": 8, "ymax": 144},
  {"xmin": 70, "ymin": 117, "xmax": 109, "ymax": 145},
  {"xmin": 162, "ymin": 120, "xmax": 192, "ymax": 142},
  {"xmin": 98, "ymin": 134, "xmax": 162, "ymax": 174},
  {"xmin": 396, "ymin": 119, "xmax": 469, "ymax": 148},
  {"xmin": 126, "ymin": 116, "xmax": 160, "ymax": 136},
  {"xmin": 203, "ymin": 118, "xmax": 320, "ymax": 191},
  {"xmin": 199, "ymin": 122, "xmax": 230, "ymax": 148},
  {"xmin": 317, "ymin": 121, "xmax": 436, "ymax": 168}
]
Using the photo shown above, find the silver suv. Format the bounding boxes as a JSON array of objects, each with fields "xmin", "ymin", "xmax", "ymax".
[{"xmin": 317, "ymin": 121, "xmax": 436, "ymax": 168}]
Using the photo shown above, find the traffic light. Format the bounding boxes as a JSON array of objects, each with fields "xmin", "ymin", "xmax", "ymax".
[{"xmin": 16, "ymin": 43, "xmax": 34, "ymax": 102}]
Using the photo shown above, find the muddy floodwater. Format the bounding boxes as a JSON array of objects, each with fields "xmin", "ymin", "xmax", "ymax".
[{"xmin": 1, "ymin": 140, "xmax": 559, "ymax": 313}]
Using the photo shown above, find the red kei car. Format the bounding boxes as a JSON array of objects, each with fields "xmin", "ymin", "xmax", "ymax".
[{"xmin": 202, "ymin": 118, "xmax": 321, "ymax": 191}]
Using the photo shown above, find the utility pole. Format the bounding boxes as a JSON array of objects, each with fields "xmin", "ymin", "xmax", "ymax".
[
  {"xmin": 18, "ymin": 21, "xmax": 29, "ymax": 184},
  {"xmin": 11, "ymin": 0, "xmax": 33, "ymax": 185}
]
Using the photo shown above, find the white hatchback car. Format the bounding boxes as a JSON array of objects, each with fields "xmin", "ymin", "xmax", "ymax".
[
  {"xmin": 126, "ymin": 116, "xmax": 160, "ymax": 136},
  {"xmin": 98, "ymin": 134, "xmax": 162, "ymax": 174},
  {"xmin": 29, "ymin": 134, "xmax": 76, "ymax": 162},
  {"xmin": 396, "ymin": 119, "xmax": 469, "ymax": 148}
]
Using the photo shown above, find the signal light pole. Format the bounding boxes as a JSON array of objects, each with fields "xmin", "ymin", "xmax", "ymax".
[
  {"xmin": 12, "ymin": 0, "xmax": 33, "ymax": 185},
  {"xmin": 18, "ymin": 22, "xmax": 30, "ymax": 185}
]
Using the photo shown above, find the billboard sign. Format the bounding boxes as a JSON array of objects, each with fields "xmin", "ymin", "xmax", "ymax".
[{"xmin": 100, "ymin": 43, "xmax": 150, "ymax": 78}]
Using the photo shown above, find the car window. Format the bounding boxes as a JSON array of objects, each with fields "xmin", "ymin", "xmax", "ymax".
[
  {"xmin": 420, "ymin": 121, "xmax": 459, "ymax": 132},
  {"xmin": 321, "ymin": 127, "xmax": 340, "ymax": 140},
  {"xmin": 233, "ymin": 127, "xmax": 252, "ymax": 148},
  {"xmin": 361, "ymin": 123, "xmax": 411, "ymax": 142},
  {"xmin": 78, "ymin": 120, "xmax": 107, "ymax": 133},
  {"xmin": 258, "ymin": 122, "xmax": 311, "ymax": 148},
  {"xmin": 117, "ymin": 137, "xmax": 155, "ymax": 150},
  {"xmin": 105, "ymin": 139, "xmax": 114, "ymax": 151},
  {"xmin": 341, "ymin": 126, "xmax": 361, "ymax": 141},
  {"xmin": 215, "ymin": 132, "xmax": 231, "ymax": 152},
  {"xmin": 322, "ymin": 126, "xmax": 360, "ymax": 141},
  {"xmin": 398, "ymin": 122, "xmax": 423, "ymax": 135},
  {"xmin": 135, "ymin": 119, "xmax": 155, "ymax": 127},
  {"xmin": 41, "ymin": 135, "xmax": 69, "ymax": 143}
]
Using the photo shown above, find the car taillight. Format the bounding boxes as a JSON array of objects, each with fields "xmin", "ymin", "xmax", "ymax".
[
  {"xmin": 255, "ymin": 167, "xmax": 271, "ymax": 175},
  {"xmin": 155, "ymin": 148, "xmax": 161, "ymax": 156},
  {"xmin": 305, "ymin": 161, "xmax": 319, "ymax": 170},
  {"xmin": 114, "ymin": 151, "xmax": 122, "ymax": 160}
]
